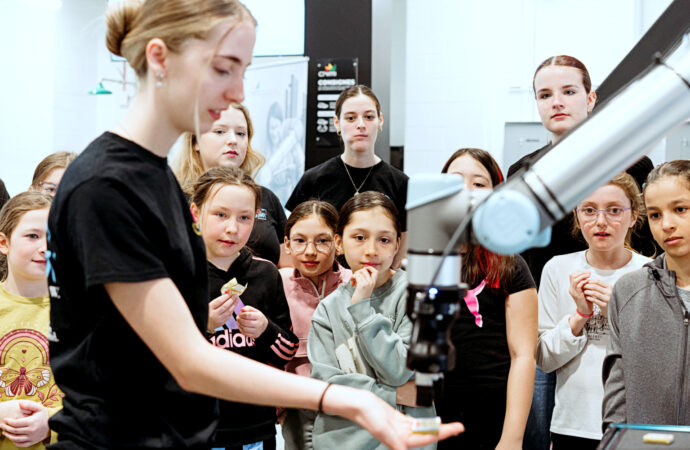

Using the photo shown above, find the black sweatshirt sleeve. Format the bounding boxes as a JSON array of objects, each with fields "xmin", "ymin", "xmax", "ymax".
[{"xmin": 254, "ymin": 267, "xmax": 298, "ymax": 367}]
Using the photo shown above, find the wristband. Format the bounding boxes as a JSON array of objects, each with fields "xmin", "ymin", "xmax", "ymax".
[
  {"xmin": 576, "ymin": 308, "xmax": 593, "ymax": 318},
  {"xmin": 318, "ymin": 383, "xmax": 333, "ymax": 413}
]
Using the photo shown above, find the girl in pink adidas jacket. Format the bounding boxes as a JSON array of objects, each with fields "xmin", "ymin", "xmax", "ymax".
[{"xmin": 279, "ymin": 200, "xmax": 350, "ymax": 450}]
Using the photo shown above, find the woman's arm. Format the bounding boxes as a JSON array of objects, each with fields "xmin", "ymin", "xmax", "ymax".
[
  {"xmin": 105, "ymin": 278, "xmax": 463, "ymax": 449},
  {"xmin": 498, "ymin": 287, "xmax": 537, "ymax": 449}
]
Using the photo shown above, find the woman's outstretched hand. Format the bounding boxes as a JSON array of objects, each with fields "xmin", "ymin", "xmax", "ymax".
[{"xmin": 325, "ymin": 384, "xmax": 464, "ymax": 449}]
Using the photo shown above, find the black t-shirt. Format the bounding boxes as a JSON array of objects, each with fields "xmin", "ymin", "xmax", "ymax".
[
  {"xmin": 206, "ymin": 248, "xmax": 298, "ymax": 445},
  {"xmin": 285, "ymin": 155, "xmax": 409, "ymax": 231},
  {"xmin": 507, "ymin": 144, "xmax": 587, "ymax": 286},
  {"xmin": 445, "ymin": 255, "xmax": 535, "ymax": 389},
  {"xmin": 436, "ymin": 255, "xmax": 535, "ymax": 449},
  {"xmin": 246, "ymin": 186, "xmax": 287, "ymax": 265},
  {"xmin": 47, "ymin": 132, "xmax": 217, "ymax": 449},
  {"xmin": 508, "ymin": 146, "xmax": 658, "ymax": 284}
]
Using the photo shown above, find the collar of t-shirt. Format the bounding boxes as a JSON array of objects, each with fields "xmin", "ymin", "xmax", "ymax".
[
  {"xmin": 105, "ymin": 131, "xmax": 169, "ymax": 168},
  {"xmin": 339, "ymin": 157, "xmax": 384, "ymax": 183}
]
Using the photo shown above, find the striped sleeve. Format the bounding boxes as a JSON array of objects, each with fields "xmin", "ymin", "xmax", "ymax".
[
  {"xmin": 255, "ymin": 270, "xmax": 299, "ymax": 366},
  {"xmin": 270, "ymin": 331, "xmax": 299, "ymax": 361}
]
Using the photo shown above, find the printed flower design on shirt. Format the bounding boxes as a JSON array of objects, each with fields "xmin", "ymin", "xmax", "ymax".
[
  {"xmin": 584, "ymin": 305, "xmax": 609, "ymax": 341},
  {"xmin": 0, "ymin": 329, "xmax": 64, "ymax": 407},
  {"xmin": 464, "ymin": 280, "xmax": 486, "ymax": 328}
]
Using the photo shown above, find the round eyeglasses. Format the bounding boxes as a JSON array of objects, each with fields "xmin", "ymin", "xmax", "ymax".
[
  {"xmin": 289, "ymin": 237, "xmax": 334, "ymax": 254},
  {"xmin": 577, "ymin": 206, "xmax": 631, "ymax": 222}
]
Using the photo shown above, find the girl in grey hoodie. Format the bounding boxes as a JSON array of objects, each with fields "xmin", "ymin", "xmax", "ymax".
[
  {"xmin": 308, "ymin": 192, "xmax": 437, "ymax": 450},
  {"xmin": 603, "ymin": 161, "xmax": 690, "ymax": 429}
]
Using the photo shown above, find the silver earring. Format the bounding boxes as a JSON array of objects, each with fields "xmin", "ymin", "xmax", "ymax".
[{"xmin": 155, "ymin": 72, "xmax": 165, "ymax": 88}]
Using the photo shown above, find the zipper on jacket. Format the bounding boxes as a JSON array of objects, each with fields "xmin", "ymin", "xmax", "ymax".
[
  {"xmin": 656, "ymin": 265, "xmax": 689, "ymax": 425},
  {"xmin": 650, "ymin": 261, "xmax": 690, "ymax": 424},
  {"xmin": 680, "ymin": 309, "xmax": 689, "ymax": 424}
]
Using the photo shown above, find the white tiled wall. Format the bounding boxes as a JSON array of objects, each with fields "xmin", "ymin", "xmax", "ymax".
[
  {"xmin": 1, "ymin": 2, "xmax": 56, "ymax": 195},
  {"xmin": 1, "ymin": 0, "xmax": 135, "ymax": 196},
  {"xmin": 0, "ymin": 0, "xmax": 130, "ymax": 196}
]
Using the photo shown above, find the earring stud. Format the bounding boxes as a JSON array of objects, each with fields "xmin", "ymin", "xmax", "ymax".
[
  {"xmin": 192, "ymin": 221, "xmax": 201, "ymax": 236},
  {"xmin": 155, "ymin": 72, "xmax": 165, "ymax": 88}
]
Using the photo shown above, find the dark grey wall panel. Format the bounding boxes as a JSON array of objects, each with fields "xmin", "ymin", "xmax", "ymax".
[{"xmin": 304, "ymin": 0, "xmax": 372, "ymax": 169}]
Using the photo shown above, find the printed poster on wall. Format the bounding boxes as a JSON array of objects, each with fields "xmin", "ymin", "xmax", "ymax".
[
  {"xmin": 244, "ymin": 56, "xmax": 308, "ymax": 207},
  {"xmin": 314, "ymin": 58, "xmax": 358, "ymax": 147}
]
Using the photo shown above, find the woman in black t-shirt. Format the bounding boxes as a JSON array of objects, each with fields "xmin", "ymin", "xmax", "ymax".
[
  {"xmin": 45, "ymin": 1, "xmax": 461, "ymax": 449},
  {"xmin": 436, "ymin": 148, "xmax": 538, "ymax": 450},
  {"xmin": 286, "ymin": 85, "xmax": 408, "ymax": 268},
  {"xmin": 174, "ymin": 103, "xmax": 287, "ymax": 265}
]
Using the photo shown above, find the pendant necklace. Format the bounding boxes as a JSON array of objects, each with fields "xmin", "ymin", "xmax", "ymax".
[{"xmin": 343, "ymin": 162, "xmax": 374, "ymax": 195}]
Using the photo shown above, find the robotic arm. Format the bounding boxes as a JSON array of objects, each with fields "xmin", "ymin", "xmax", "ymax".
[{"xmin": 406, "ymin": 34, "xmax": 690, "ymax": 406}]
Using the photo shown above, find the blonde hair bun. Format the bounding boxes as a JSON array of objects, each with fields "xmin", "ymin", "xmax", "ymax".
[{"xmin": 105, "ymin": 0, "xmax": 143, "ymax": 58}]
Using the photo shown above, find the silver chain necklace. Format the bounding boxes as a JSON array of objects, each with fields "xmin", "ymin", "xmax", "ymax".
[{"xmin": 343, "ymin": 162, "xmax": 374, "ymax": 195}]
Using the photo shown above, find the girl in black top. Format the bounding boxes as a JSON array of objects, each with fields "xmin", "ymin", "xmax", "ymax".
[
  {"xmin": 174, "ymin": 103, "xmax": 287, "ymax": 265},
  {"xmin": 437, "ymin": 148, "xmax": 538, "ymax": 450},
  {"xmin": 45, "ymin": 1, "xmax": 461, "ymax": 448},
  {"xmin": 286, "ymin": 85, "xmax": 408, "ymax": 268},
  {"xmin": 189, "ymin": 167, "xmax": 298, "ymax": 448}
]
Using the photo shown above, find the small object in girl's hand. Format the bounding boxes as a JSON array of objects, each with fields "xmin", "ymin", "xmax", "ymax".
[
  {"xmin": 221, "ymin": 278, "xmax": 247, "ymax": 296},
  {"xmin": 642, "ymin": 432, "xmax": 674, "ymax": 445},
  {"xmin": 411, "ymin": 417, "xmax": 441, "ymax": 435}
]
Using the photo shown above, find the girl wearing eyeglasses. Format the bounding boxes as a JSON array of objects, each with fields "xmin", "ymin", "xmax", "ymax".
[
  {"xmin": 279, "ymin": 200, "xmax": 351, "ymax": 449},
  {"xmin": 190, "ymin": 166, "xmax": 299, "ymax": 449},
  {"xmin": 536, "ymin": 172, "xmax": 650, "ymax": 449},
  {"xmin": 29, "ymin": 152, "xmax": 77, "ymax": 197}
]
